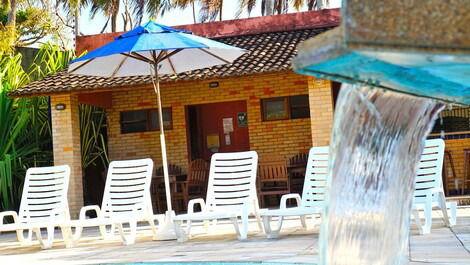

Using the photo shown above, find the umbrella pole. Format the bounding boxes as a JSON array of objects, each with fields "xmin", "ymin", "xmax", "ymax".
[{"xmin": 152, "ymin": 64, "xmax": 177, "ymax": 240}]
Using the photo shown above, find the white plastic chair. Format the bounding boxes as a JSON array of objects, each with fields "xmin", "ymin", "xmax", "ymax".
[
  {"xmin": 69, "ymin": 158, "xmax": 160, "ymax": 245},
  {"xmin": 260, "ymin": 146, "xmax": 329, "ymax": 238},
  {"xmin": 412, "ymin": 139, "xmax": 457, "ymax": 234},
  {"xmin": 0, "ymin": 165, "xmax": 72, "ymax": 249},
  {"xmin": 174, "ymin": 151, "xmax": 262, "ymax": 241}
]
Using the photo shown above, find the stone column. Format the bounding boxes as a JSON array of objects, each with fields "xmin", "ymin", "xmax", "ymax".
[
  {"xmin": 308, "ymin": 78, "xmax": 334, "ymax": 147},
  {"xmin": 50, "ymin": 94, "xmax": 83, "ymax": 218}
]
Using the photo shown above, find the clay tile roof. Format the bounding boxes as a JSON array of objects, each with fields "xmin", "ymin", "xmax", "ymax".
[{"xmin": 9, "ymin": 27, "xmax": 333, "ymax": 97}]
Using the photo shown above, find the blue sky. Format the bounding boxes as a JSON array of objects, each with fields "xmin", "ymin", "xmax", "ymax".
[{"xmin": 80, "ymin": 0, "xmax": 341, "ymax": 35}]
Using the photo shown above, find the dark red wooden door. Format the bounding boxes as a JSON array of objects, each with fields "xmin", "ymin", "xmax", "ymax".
[{"xmin": 198, "ymin": 101, "xmax": 250, "ymax": 161}]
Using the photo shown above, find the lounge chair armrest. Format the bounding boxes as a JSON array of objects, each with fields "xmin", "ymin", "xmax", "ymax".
[
  {"xmin": 188, "ymin": 198, "xmax": 206, "ymax": 214},
  {"xmin": 280, "ymin": 193, "xmax": 302, "ymax": 209},
  {"xmin": 79, "ymin": 205, "xmax": 102, "ymax": 220},
  {"xmin": 0, "ymin": 211, "xmax": 19, "ymax": 225}
]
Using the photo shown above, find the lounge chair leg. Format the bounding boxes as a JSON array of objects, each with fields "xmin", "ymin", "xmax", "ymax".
[
  {"xmin": 60, "ymin": 226, "xmax": 74, "ymax": 248},
  {"xmin": 147, "ymin": 218, "xmax": 158, "ymax": 238},
  {"xmin": 185, "ymin": 220, "xmax": 192, "ymax": 235},
  {"xmin": 174, "ymin": 220, "xmax": 188, "ymax": 242},
  {"xmin": 15, "ymin": 229, "xmax": 25, "ymax": 243},
  {"xmin": 230, "ymin": 217, "xmax": 246, "ymax": 240},
  {"xmin": 262, "ymin": 216, "xmax": 279, "ymax": 239},
  {"xmin": 437, "ymin": 192, "xmax": 451, "ymax": 227},
  {"xmin": 411, "ymin": 208, "xmax": 424, "ymax": 235},
  {"xmin": 423, "ymin": 203, "xmax": 432, "ymax": 234},
  {"xmin": 300, "ymin": 215, "xmax": 307, "ymax": 229},
  {"xmin": 448, "ymin": 202, "xmax": 457, "ymax": 226},
  {"xmin": 256, "ymin": 212, "xmax": 263, "ymax": 232},
  {"xmin": 73, "ymin": 226, "xmax": 83, "ymax": 242},
  {"xmin": 117, "ymin": 221, "xmax": 137, "ymax": 245},
  {"xmin": 36, "ymin": 226, "xmax": 55, "ymax": 249}
]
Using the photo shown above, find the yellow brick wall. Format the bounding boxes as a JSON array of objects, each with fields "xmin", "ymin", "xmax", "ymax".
[
  {"xmin": 308, "ymin": 78, "xmax": 334, "ymax": 147},
  {"xmin": 106, "ymin": 70, "xmax": 320, "ymax": 172},
  {"xmin": 50, "ymin": 94, "xmax": 83, "ymax": 218},
  {"xmin": 442, "ymin": 138, "xmax": 470, "ymax": 192}
]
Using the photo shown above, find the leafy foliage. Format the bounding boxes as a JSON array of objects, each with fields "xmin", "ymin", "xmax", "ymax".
[
  {"xmin": 0, "ymin": 43, "xmax": 108, "ymax": 212},
  {"xmin": 0, "ymin": 6, "xmax": 56, "ymax": 48}
]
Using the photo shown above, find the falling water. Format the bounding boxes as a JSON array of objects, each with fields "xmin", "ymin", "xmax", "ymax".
[{"xmin": 319, "ymin": 84, "xmax": 444, "ymax": 265}]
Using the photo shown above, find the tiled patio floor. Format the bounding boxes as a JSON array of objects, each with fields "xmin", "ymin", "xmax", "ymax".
[{"xmin": 1, "ymin": 207, "xmax": 469, "ymax": 265}]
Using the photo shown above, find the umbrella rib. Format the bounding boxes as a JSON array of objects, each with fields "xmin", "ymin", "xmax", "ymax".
[
  {"xmin": 126, "ymin": 52, "xmax": 153, "ymax": 64},
  {"xmin": 111, "ymin": 54, "xmax": 129, "ymax": 78},
  {"xmin": 157, "ymin": 49, "xmax": 183, "ymax": 64},
  {"xmin": 197, "ymin": 48, "xmax": 230, "ymax": 64},
  {"xmin": 154, "ymin": 50, "xmax": 165, "ymax": 64},
  {"xmin": 68, "ymin": 58, "xmax": 96, "ymax": 74},
  {"xmin": 167, "ymin": 55, "xmax": 177, "ymax": 76}
]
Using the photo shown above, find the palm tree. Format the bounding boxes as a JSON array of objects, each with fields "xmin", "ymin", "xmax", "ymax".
[
  {"xmin": 292, "ymin": 0, "xmax": 330, "ymax": 11},
  {"xmin": 144, "ymin": 0, "xmax": 172, "ymax": 23},
  {"xmin": 90, "ymin": 0, "xmax": 120, "ymax": 32},
  {"xmin": 57, "ymin": 0, "xmax": 90, "ymax": 36},
  {"xmin": 199, "ymin": 0, "xmax": 223, "ymax": 22},
  {"xmin": 174, "ymin": 0, "xmax": 198, "ymax": 24}
]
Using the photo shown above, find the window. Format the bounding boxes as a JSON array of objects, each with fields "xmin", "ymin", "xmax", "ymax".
[
  {"xmin": 290, "ymin": 95, "xmax": 310, "ymax": 119},
  {"xmin": 262, "ymin": 97, "xmax": 289, "ymax": 121},
  {"xmin": 261, "ymin": 95, "xmax": 310, "ymax": 121},
  {"xmin": 120, "ymin": 108, "xmax": 172, "ymax": 134}
]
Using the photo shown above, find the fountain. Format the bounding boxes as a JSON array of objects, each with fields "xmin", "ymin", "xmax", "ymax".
[{"xmin": 292, "ymin": 1, "xmax": 469, "ymax": 264}]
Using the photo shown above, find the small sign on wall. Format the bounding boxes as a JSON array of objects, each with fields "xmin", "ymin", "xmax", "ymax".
[
  {"xmin": 237, "ymin": 112, "xmax": 247, "ymax": 127},
  {"xmin": 223, "ymin": 118, "xmax": 234, "ymax": 134}
]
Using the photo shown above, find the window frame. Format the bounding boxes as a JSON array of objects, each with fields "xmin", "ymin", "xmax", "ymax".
[
  {"xmin": 261, "ymin": 95, "xmax": 310, "ymax": 121},
  {"xmin": 120, "ymin": 107, "xmax": 173, "ymax": 134},
  {"xmin": 261, "ymin": 97, "xmax": 290, "ymax": 121}
]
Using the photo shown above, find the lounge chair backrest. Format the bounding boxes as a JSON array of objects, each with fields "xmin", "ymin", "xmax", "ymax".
[
  {"xmin": 206, "ymin": 151, "xmax": 259, "ymax": 212},
  {"xmin": 414, "ymin": 139, "xmax": 445, "ymax": 203},
  {"xmin": 301, "ymin": 146, "xmax": 329, "ymax": 208},
  {"xmin": 18, "ymin": 165, "xmax": 71, "ymax": 223},
  {"xmin": 101, "ymin": 158, "xmax": 154, "ymax": 218}
]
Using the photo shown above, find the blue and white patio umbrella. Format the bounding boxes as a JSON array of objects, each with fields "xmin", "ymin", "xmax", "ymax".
[{"xmin": 68, "ymin": 21, "xmax": 247, "ymax": 240}]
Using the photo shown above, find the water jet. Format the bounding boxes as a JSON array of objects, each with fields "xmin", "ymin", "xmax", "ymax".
[{"xmin": 293, "ymin": 1, "xmax": 469, "ymax": 264}]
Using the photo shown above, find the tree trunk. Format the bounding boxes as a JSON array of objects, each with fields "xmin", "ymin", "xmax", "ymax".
[
  {"xmin": 111, "ymin": 0, "xmax": 120, "ymax": 32},
  {"xmin": 218, "ymin": 0, "xmax": 223, "ymax": 21},
  {"xmin": 192, "ymin": 2, "xmax": 196, "ymax": 23},
  {"xmin": 74, "ymin": 0, "xmax": 80, "ymax": 37},
  {"xmin": 7, "ymin": 0, "xmax": 17, "ymax": 27},
  {"xmin": 264, "ymin": 0, "xmax": 274, "ymax": 16}
]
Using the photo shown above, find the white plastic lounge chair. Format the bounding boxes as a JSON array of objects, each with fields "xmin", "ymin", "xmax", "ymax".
[
  {"xmin": 173, "ymin": 151, "xmax": 262, "ymax": 241},
  {"xmin": 0, "ymin": 165, "xmax": 72, "ymax": 249},
  {"xmin": 260, "ymin": 146, "xmax": 329, "ymax": 238},
  {"xmin": 411, "ymin": 139, "xmax": 457, "ymax": 234},
  {"xmin": 69, "ymin": 158, "xmax": 160, "ymax": 245}
]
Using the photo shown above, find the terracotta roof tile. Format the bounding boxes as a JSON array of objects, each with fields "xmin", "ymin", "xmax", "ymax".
[{"xmin": 10, "ymin": 27, "xmax": 332, "ymax": 97}]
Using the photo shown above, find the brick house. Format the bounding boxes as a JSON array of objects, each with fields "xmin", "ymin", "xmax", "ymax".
[{"xmin": 10, "ymin": 9, "xmax": 469, "ymax": 217}]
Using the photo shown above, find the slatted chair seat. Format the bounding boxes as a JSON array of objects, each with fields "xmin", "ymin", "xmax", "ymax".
[
  {"xmin": 260, "ymin": 146, "xmax": 329, "ymax": 238},
  {"xmin": 69, "ymin": 158, "xmax": 161, "ymax": 246},
  {"xmin": 0, "ymin": 165, "xmax": 72, "ymax": 249},
  {"xmin": 174, "ymin": 151, "xmax": 262, "ymax": 241},
  {"xmin": 411, "ymin": 139, "xmax": 457, "ymax": 234}
]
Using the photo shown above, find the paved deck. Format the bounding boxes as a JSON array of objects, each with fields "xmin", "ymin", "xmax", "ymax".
[{"xmin": 1, "ymin": 207, "xmax": 469, "ymax": 265}]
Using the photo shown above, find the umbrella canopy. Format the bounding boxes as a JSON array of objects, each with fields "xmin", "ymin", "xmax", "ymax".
[
  {"xmin": 68, "ymin": 21, "xmax": 248, "ymax": 240},
  {"xmin": 69, "ymin": 21, "xmax": 247, "ymax": 77}
]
